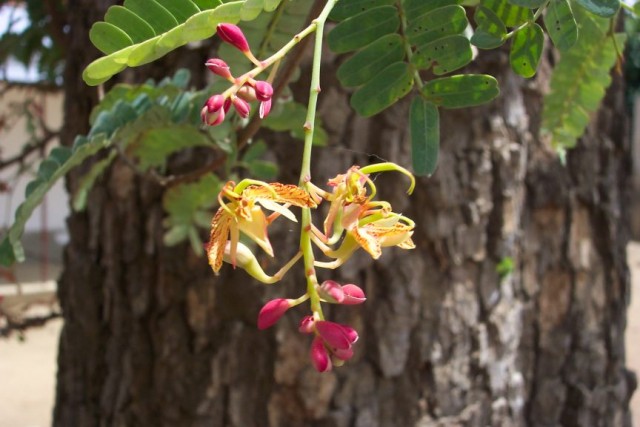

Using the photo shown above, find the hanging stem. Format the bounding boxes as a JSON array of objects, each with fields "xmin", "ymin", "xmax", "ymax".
[{"xmin": 298, "ymin": 0, "xmax": 339, "ymax": 319}]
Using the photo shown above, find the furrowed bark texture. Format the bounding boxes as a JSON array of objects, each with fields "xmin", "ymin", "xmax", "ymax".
[{"xmin": 54, "ymin": 5, "xmax": 634, "ymax": 425}]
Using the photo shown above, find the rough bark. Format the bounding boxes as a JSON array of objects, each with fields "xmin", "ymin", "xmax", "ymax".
[{"xmin": 54, "ymin": 4, "xmax": 634, "ymax": 426}]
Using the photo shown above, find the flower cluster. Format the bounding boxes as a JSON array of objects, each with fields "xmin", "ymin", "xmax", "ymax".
[
  {"xmin": 206, "ymin": 163, "xmax": 415, "ymax": 372},
  {"xmin": 201, "ymin": 24, "xmax": 274, "ymax": 127}
]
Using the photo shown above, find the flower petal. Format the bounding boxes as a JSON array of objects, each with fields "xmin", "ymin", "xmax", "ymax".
[
  {"xmin": 258, "ymin": 298, "xmax": 291, "ymax": 329},
  {"xmin": 207, "ymin": 209, "xmax": 232, "ymax": 272},
  {"xmin": 238, "ymin": 206, "xmax": 274, "ymax": 257},
  {"xmin": 315, "ymin": 321, "xmax": 351, "ymax": 350},
  {"xmin": 257, "ymin": 199, "xmax": 297, "ymax": 222},
  {"xmin": 245, "ymin": 183, "xmax": 316, "ymax": 208},
  {"xmin": 310, "ymin": 336, "xmax": 332, "ymax": 372}
]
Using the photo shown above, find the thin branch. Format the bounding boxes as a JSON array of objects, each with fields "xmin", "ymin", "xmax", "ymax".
[
  {"xmin": 0, "ymin": 131, "xmax": 59, "ymax": 170},
  {"xmin": 0, "ymin": 311, "xmax": 61, "ymax": 338}
]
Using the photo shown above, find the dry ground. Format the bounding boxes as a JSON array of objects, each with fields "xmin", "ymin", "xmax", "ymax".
[{"xmin": 2, "ymin": 244, "xmax": 640, "ymax": 427}]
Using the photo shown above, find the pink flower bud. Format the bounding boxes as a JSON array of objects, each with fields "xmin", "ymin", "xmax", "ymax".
[
  {"xmin": 299, "ymin": 316, "xmax": 315, "ymax": 334},
  {"xmin": 257, "ymin": 298, "xmax": 291, "ymax": 330},
  {"xmin": 217, "ymin": 23, "xmax": 250, "ymax": 52},
  {"xmin": 232, "ymin": 97, "xmax": 251, "ymax": 118},
  {"xmin": 332, "ymin": 346, "xmax": 354, "ymax": 361},
  {"xmin": 259, "ymin": 98, "xmax": 272, "ymax": 119},
  {"xmin": 310, "ymin": 336, "xmax": 332, "ymax": 372},
  {"xmin": 254, "ymin": 80, "xmax": 273, "ymax": 102},
  {"xmin": 317, "ymin": 280, "xmax": 345, "ymax": 304},
  {"xmin": 338, "ymin": 324, "xmax": 359, "ymax": 344},
  {"xmin": 237, "ymin": 85, "xmax": 257, "ymax": 102},
  {"xmin": 315, "ymin": 321, "xmax": 352, "ymax": 350},
  {"xmin": 205, "ymin": 58, "xmax": 233, "ymax": 80},
  {"xmin": 341, "ymin": 284, "xmax": 366, "ymax": 305},
  {"xmin": 201, "ymin": 94, "xmax": 226, "ymax": 126}
]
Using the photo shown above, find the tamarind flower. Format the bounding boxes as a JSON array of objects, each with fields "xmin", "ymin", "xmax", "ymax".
[
  {"xmin": 312, "ymin": 163, "xmax": 416, "ymax": 267},
  {"xmin": 207, "ymin": 180, "xmax": 316, "ymax": 273}
]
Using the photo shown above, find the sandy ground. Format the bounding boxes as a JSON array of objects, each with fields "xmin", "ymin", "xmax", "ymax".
[{"xmin": 1, "ymin": 245, "xmax": 640, "ymax": 427}]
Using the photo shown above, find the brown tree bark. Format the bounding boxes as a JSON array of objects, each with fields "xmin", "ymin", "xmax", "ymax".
[{"xmin": 54, "ymin": 2, "xmax": 635, "ymax": 426}]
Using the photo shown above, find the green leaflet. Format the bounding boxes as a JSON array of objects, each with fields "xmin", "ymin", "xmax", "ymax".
[
  {"xmin": 72, "ymin": 150, "xmax": 118, "ymax": 212},
  {"xmin": 162, "ymin": 173, "xmax": 221, "ymax": 254},
  {"xmin": 541, "ymin": 10, "xmax": 625, "ymax": 149},
  {"xmin": 350, "ymin": 62, "xmax": 414, "ymax": 117},
  {"xmin": 507, "ymin": 0, "xmax": 546, "ymax": 7},
  {"xmin": 471, "ymin": 6, "xmax": 507, "ymax": 49},
  {"xmin": 510, "ymin": 23, "xmax": 544, "ymax": 77},
  {"xmin": 412, "ymin": 35, "xmax": 473, "ymax": 75},
  {"xmin": 422, "ymin": 74, "xmax": 500, "ymax": 108},
  {"xmin": 544, "ymin": 0, "xmax": 578, "ymax": 51},
  {"xmin": 0, "ymin": 135, "xmax": 110, "ymax": 266},
  {"xmin": 574, "ymin": 0, "xmax": 620, "ymax": 17},
  {"xmin": 327, "ymin": 6, "xmax": 400, "ymax": 54},
  {"xmin": 329, "ymin": 0, "xmax": 396, "ymax": 21},
  {"xmin": 84, "ymin": 0, "xmax": 257, "ymax": 85},
  {"xmin": 410, "ymin": 97, "xmax": 440, "ymax": 176},
  {"xmin": 481, "ymin": 0, "xmax": 533, "ymax": 27},
  {"xmin": 337, "ymin": 34, "xmax": 405, "ymax": 87}
]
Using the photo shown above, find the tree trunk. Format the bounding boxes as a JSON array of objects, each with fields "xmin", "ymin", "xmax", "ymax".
[{"xmin": 54, "ymin": 3, "xmax": 635, "ymax": 425}]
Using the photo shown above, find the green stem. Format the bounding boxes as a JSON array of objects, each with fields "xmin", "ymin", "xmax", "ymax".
[{"xmin": 298, "ymin": 0, "xmax": 339, "ymax": 319}]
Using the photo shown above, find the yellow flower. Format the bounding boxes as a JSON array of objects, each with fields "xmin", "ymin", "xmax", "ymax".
[
  {"xmin": 207, "ymin": 180, "xmax": 316, "ymax": 273},
  {"xmin": 312, "ymin": 163, "xmax": 416, "ymax": 268}
]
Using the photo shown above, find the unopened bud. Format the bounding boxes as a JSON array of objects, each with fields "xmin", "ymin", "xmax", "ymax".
[
  {"xmin": 310, "ymin": 336, "xmax": 332, "ymax": 372},
  {"xmin": 232, "ymin": 96, "xmax": 251, "ymax": 118},
  {"xmin": 205, "ymin": 58, "xmax": 233, "ymax": 80},
  {"xmin": 258, "ymin": 298, "xmax": 291, "ymax": 330},
  {"xmin": 299, "ymin": 315, "xmax": 315, "ymax": 334},
  {"xmin": 217, "ymin": 23, "xmax": 250, "ymax": 52},
  {"xmin": 254, "ymin": 80, "xmax": 273, "ymax": 102},
  {"xmin": 317, "ymin": 280, "xmax": 345, "ymax": 304},
  {"xmin": 259, "ymin": 98, "xmax": 272, "ymax": 119},
  {"xmin": 237, "ymin": 85, "xmax": 257, "ymax": 102},
  {"xmin": 341, "ymin": 284, "xmax": 366, "ymax": 305}
]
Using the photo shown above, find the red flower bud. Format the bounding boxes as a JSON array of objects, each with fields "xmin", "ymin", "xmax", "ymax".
[
  {"xmin": 201, "ymin": 95, "xmax": 226, "ymax": 126},
  {"xmin": 237, "ymin": 85, "xmax": 257, "ymax": 102},
  {"xmin": 341, "ymin": 284, "xmax": 366, "ymax": 305},
  {"xmin": 232, "ymin": 96, "xmax": 251, "ymax": 118},
  {"xmin": 310, "ymin": 336, "xmax": 332, "ymax": 372},
  {"xmin": 257, "ymin": 298, "xmax": 291, "ymax": 330},
  {"xmin": 317, "ymin": 280, "xmax": 345, "ymax": 303},
  {"xmin": 259, "ymin": 98, "xmax": 272, "ymax": 119},
  {"xmin": 315, "ymin": 320, "xmax": 352, "ymax": 350},
  {"xmin": 254, "ymin": 80, "xmax": 273, "ymax": 102},
  {"xmin": 205, "ymin": 58, "xmax": 233, "ymax": 80},
  {"xmin": 217, "ymin": 23, "xmax": 250, "ymax": 52},
  {"xmin": 299, "ymin": 316, "xmax": 315, "ymax": 334}
]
